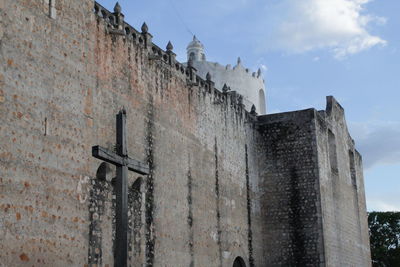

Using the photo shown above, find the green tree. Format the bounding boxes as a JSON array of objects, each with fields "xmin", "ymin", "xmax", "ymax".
[{"xmin": 368, "ymin": 212, "xmax": 400, "ymax": 267}]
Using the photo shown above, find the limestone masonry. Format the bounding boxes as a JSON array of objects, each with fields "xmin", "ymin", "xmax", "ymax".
[{"xmin": 0, "ymin": 0, "xmax": 371, "ymax": 266}]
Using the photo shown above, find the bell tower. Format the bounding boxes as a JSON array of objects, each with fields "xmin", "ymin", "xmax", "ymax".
[{"xmin": 186, "ymin": 35, "xmax": 206, "ymax": 62}]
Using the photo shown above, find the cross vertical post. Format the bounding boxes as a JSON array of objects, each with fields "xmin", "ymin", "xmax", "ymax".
[
  {"xmin": 92, "ymin": 109, "xmax": 150, "ymax": 267},
  {"xmin": 116, "ymin": 110, "xmax": 128, "ymax": 267}
]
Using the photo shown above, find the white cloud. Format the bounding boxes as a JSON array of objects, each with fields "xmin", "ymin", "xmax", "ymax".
[
  {"xmin": 264, "ymin": 0, "xmax": 386, "ymax": 58},
  {"xmin": 367, "ymin": 198, "xmax": 400, "ymax": 212},
  {"xmin": 349, "ymin": 121, "xmax": 400, "ymax": 169},
  {"xmin": 253, "ymin": 58, "xmax": 268, "ymax": 73}
]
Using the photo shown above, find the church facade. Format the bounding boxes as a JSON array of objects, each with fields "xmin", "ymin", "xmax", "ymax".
[{"xmin": 0, "ymin": 1, "xmax": 371, "ymax": 266}]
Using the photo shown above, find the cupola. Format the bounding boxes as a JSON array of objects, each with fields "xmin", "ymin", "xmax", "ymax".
[{"xmin": 186, "ymin": 35, "xmax": 206, "ymax": 62}]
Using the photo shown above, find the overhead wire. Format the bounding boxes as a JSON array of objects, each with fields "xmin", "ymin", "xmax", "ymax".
[{"xmin": 167, "ymin": 0, "xmax": 195, "ymax": 37}]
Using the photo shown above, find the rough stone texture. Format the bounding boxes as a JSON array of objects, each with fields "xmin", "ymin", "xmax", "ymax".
[
  {"xmin": 255, "ymin": 109, "xmax": 325, "ymax": 266},
  {"xmin": 253, "ymin": 99, "xmax": 371, "ymax": 266},
  {"xmin": 315, "ymin": 97, "xmax": 371, "ymax": 267},
  {"xmin": 0, "ymin": 1, "xmax": 370, "ymax": 266}
]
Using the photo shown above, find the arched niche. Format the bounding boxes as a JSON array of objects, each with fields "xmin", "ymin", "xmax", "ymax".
[
  {"xmin": 128, "ymin": 177, "xmax": 144, "ymax": 263},
  {"xmin": 189, "ymin": 52, "xmax": 195, "ymax": 61},
  {"xmin": 88, "ymin": 162, "xmax": 114, "ymax": 265},
  {"xmin": 96, "ymin": 162, "xmax": 113, "ymax": 181},
  {"xmin": 258, "ymin": 89, "xmax": 266, "ymax": 114},
  {"xmin": 233, "ymin": 256, "xmax": 247, "ymax": 267}
]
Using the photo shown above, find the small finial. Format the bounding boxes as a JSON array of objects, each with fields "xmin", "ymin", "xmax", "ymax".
[
  {"xmin": 257, "ymin": 68, "xmax": 262, "ymax": 77},
  {"xmin": 193, "ymin": 35, "xmax": 198, "ymax": 41},
  {"xmin": 141, "ymin": 22, "xmax": 148, "ymax": 33},
  {"xmin": 121, "ymin": 107, "xmax": 126, "ymax": 115},
  {"xmin": 166, "ymin": 41, "xmax": 173, "ymax": 52},
  {"xmin": 114, "ymin": 2, "xmax": 121, "ymax": 14},
  {"xmin": 237, "ymin": 57, "xmax": 241, "ymax": 65},
  {"xmin": 206, "ymin": 72, "xmax": 211, "ymax": 81},
  {"xmin": 222, "ymin": 83, "xmax": 229, "ymax": 93},
  {"xmin": 250, "ymin": 104, "xmax": 256, "ymax": 115}
]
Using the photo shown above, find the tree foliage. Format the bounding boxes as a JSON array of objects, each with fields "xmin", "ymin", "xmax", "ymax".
[{"xmin": 368, "ymin": 212, "xmax": 400, "ymax": 267}]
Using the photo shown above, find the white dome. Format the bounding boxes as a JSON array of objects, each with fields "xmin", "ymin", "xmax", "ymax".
[{"xmin": 186, "ymin": 35, "xmax": 204, "ymax": 50}]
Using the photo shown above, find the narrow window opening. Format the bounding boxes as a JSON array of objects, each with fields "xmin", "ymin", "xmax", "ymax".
[
  {"xmin": 49, "ymin": 0, "xmax": 56, "ymax": 19},
  {"xmin": 349, "ymin": 150, "xmax": 357, "ymax": 188},
  {"xmin": 233, "ymin": 256, "xmax": 246, "ymax": 267},
  {"xmin": 189, "ymin": 52, "xmax": 195, "ymax": 61},
  {"xmin": 44, "ymin": 117, "xmax": 48, "ymax": 136},
  {"xmin": 258, "ymin": 89, "xmax": 266, "ymax": 114},
  {"xmin": 328, "ymin": 130, "xmax": 338, "ymax": 173}
]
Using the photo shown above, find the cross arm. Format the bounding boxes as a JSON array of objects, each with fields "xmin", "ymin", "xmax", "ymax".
[
  {"xmin": 125, "ymin": 157, "xmax": 150, "ymax": 175},
  {"xmin": 92, "ymin": 145, "xmax": 123, "ymax": 165},
  {"xmin": 92, "ymin": 146, "xmax": 150, "ymax": 175}
]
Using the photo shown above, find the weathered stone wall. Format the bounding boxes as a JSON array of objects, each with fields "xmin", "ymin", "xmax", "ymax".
[
  {"xmin": 255, "ymin": 109, "xmax": 325, "ymax": 266},
  {"xmin": 0, "ymin": 0, "xmax": 371, "ymax": 266},
  {"xmin": 0, "ymin": 0, "xmax": 257, "ymax": 266},
  {"xmin": 315, "ymin": 97, "xmax": 371, "ymax": 266},
  {"xmin": 1, "ymin": 0, "xmax": 97, "ymax": 265},
  {"xmin": 253, "ymin": 99, "xmax": 372, "ymax": 266}
]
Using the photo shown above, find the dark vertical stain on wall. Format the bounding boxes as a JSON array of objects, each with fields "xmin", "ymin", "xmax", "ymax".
[
  {"xmin": 214, "ymin": 137, "xmax": 223, "ymax": 267},
  {"xmin": 245, "ymin": 145, "xmax": 255, "ymax": 267},
  {"xmin": 289, "ymin": 167, "xmax": 306, "ymax": 266},
  {"xmin": 187, "ymin": 156, "xmax": 195, "ymax": 267},
  {"xmin": 111, "ymin": 178, "xmax": 117, "ymax": 259},
  {"xmin": 187, "ymin": 88, "xmax": 192, "ymax": 118},
  {"xmin": 128, "ymin": 177, "xmax": 143, "ymax": 263},
  {"xmin": 145, "ymin": 96, "xmax": 156, "ymax": 266},
  {"xmin": 128, "ymin": 45, "xmax": 132, "ymax": 63},
  {"xmin": 127, "ymin": 182, "xmax": 134, "ymax": 264}
]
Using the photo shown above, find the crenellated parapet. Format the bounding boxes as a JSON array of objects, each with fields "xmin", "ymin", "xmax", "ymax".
[
  {"xmin": 94, "ymin": 2, "xmax": 151, "ymax": 44},
  {"xmin": 93, "ymin": 1, "xmax": 259, "ymax": 119}
]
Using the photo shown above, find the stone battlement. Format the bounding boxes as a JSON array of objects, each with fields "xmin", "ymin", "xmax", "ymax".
[
  {"xmin": 93, "ymin": 1, "xmax": 260, "ymax": 117},
  {"xmin": 228, "ymin": 58, "xmax": 264, "ymax": 81}
]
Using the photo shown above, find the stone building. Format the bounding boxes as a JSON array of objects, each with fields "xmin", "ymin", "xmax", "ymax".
[{"xmin": 0, "ymin": 0, "xmax": 371, "ymax": 266}]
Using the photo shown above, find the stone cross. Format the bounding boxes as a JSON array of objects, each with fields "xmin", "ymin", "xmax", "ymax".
[{"xmin": 92, "ymin": 109, "xmax": 149, "ymax": 267}]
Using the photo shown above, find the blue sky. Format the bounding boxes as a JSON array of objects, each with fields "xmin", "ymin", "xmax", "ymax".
[{"xmin": 98, "ymin": 0, "xmax": 400, "ymax": 211}]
